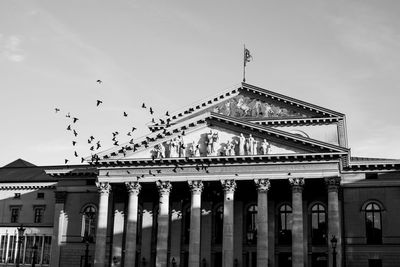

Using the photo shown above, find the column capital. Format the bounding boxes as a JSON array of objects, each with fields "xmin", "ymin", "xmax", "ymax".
[
  {"xmin": 125, "ymin": 181, "xmax": 141, "ymax": 195},
  {"xmin": 188, "ymin": 180, "xmax": 204, "ymax": 194},
  {"xmin": 55, "ymin": 191, "xmax": 67, "ymax": 204},
  {"xmin": 289, "ymin": 177, "xmax": 304, "ymax": 193},
  {"xmin": 325, "ymin": 177, "xmax": 341, "ymax": 192},
  {"xmin": 221, "ymin": 179, "xmax": 236, "ymax": 193},
  {"xmin": 96, "ymin": 182, "xmax": 111, "ymax": 195},
  {"xmin": 254, "ymin": 179, "xmax": 271, "ymax": 192},
  {"xmin": 156, "ymin": 180, "xmax": 172, "ymax": 195}
]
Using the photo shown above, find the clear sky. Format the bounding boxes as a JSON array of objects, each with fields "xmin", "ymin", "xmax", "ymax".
[{"xmin": 1, "ymin": 0, "xmax": 399, "ymax": 167}]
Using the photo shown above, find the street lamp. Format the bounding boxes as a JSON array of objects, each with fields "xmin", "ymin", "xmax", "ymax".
[
  {"xmin": 83, "ymin": 208, "xmax": 96, "ymax": 267},
  {"xmin": 16, "ymin": 224, "xmax": 26, "ymax": 267},
  {"xmin": 330, "ymin": 235, "xmax": 337, "ymax": 267}
]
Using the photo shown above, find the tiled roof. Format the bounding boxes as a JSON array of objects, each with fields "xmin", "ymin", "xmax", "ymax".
[{"xmin": 0, "ymin": 159, "xmax": 54, "ymax": 182}]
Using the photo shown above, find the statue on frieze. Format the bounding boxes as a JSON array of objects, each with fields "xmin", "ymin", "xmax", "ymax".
[
  {"xmin": 239, "ymin": 133, "xmax": 246, "ymax": 156},
  {"xmin": 154, "ymin": 144, "xmax": 165, "ymax": 158},
  {"xmin": 261, "ymin": 139, "xmax": 271, "ymax": 155}
]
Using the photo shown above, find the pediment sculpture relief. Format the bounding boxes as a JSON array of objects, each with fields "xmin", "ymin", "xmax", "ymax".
[
  {"xmin": 151, "ymin": 131, "xmax": 272, "ymax": 159},
  {"xmin": 211, "ymin": 95, "xmax": 307, "ymax": 119}
]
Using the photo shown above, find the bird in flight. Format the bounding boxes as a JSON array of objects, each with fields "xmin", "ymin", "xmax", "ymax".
[
  {"xmin": 123, "ymin": 112, "xmax": 128, "ymax": 117},
  {"xmin": 96, "ymin": 79, "xmax": 102, "ymax": 84},
  {"xmin": 150, "ymin": 107, "xmax": 154, "ymax": 115},
  {"xmin": 73, "ymin": 117, "xmax": 79, "ymax": 123},
  {"xmin": 165, "ymin": 111, "xmax": 169, "ymax": 116},
  {"xmin": 142, "ymin": 103, "xmax": 146, "ymax": 108},
  {"xmin": 74, "ymin": 151, "xmax": 78, "ymax": 157},
  {"xmin": 132, "ymin": 127, "xmax": 137, "ymax": 132},
  {"xmin": 55, "ymin": 108, "xmax": 60, "ymax": 113},
  {"xmin": 67, "ymin": 125, "xmax": 71, "ymax": 131},
  {"xmin": 81, "ymin": 157, "xmax": 85, "ymax": 163},
  {"xmin": 66, "ymin": 112, "xmax": 71, "ymax": 118},
  {"xmin": 96, "ymin": 100, "xmax": 103, "ymax": 106},
  {"xmin": 73, "ymin": 130, "xmax": 78, "ymax": 137},
  {"xmin": 72, "ymin": 141, "xmax": 77, "ymax": 146},
  {"xmin": 64, "ymin": 159, "xmax": 69, "ymax": 164}
]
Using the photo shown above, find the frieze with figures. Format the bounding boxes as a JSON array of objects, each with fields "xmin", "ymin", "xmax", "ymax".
[
  {"xmin": 149, "ymin": 127, "xmax": 302, "ymax": 159},
  {"xmin": 209, "ymin": 95, "xmax": 308, "ymax": 119}
]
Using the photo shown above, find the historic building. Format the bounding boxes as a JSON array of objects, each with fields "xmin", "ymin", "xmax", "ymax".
[{"xmin": 0, "ymin": 83, "xmax": 399, "ymax": 267}]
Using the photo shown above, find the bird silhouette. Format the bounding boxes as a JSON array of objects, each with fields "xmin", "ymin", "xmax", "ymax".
[
  {"xmin": 55, "ymin": 108, "xmax": 60, "ymax": 113},
  {"xmin": 73, "ymin": 117, "xmax": 79, "ymax": 123},
  {"xmin": 74, "ymin": 151, "xmax": 78, "ymax": 157},
  {"xmin": 129, "ymin": 139, "xmax": 134, "ymax": 144},
  {"xmin": 66, "ymin": 112, "xmax": 71, "ymax": 118},
  {"xmin": 132, "ymin": 127, "xmax": 137, "ymax": 132},
  {"xmin": 160, "ymin": 119, "xmax": 165, "ymax": 124},
  {"xmin": 127, "ymin": 132, "xmax": 131, "ymax": 136},
  {"xmin": 67, "ymin": 125, "xmax": 71, "ymax": 131},
  {"xmin": 88, "ymin": 139, "xmax": 92, "ymax": 144},
  {"xmin": 73, "ymin": 130, "xmax": 78, "ymax": 137},
  {"xmin": 90, "ymin": 136, "xmax": 95, "ymax": 141},
  {"xmin": 127, "ymin": 170, "xmax": 131, "ymax": 174},
  {"xmin": 90, "ymin": 146, "xmax": 94, "ymax": 151},
  {"xmin": 166, "ymin": 111, "xmax": 169, "ymax": 116},
  {"xmin": 181, "ymin": 131, "xmax": 185, "ymax": 136},
  {"xmin": 64, "ymin": 159, "xmax": 69, "ymax": 164},
  {"xmin": 81, "ymin": 157, "xmax": 85, "ymax": 163},
  {"xmin": 106, "ymin": 172, "xmax": 109, "ymax": 177},
  {"xmin": 142, "ymin": 103, "xmax": 146, "ymax": 108},
  {"xmin": 123, "ymin": 112, "xmax": 128, "ymax": 117},
  {"xmin": 96, "ymin": 141, "xmax": 101, "ymax": 150},
  {"xmin": 96, "ymin": 80, "xmax": 102, "ymax": 84},
  {"xmin": 72, "ymin": 141, "xmax": 77, "ymax": 146},
  {"xmin": 113, "ymin": 141, "xmax": 119, "ymax": 146},
  {"xmin": 156, "ymin": 169, "xmax": 161, "ymax": 174},
  {"xmin": 151, "ymin": 118, "xmax": 155, "ymax": 123},
  {"xmin": 150, "ymin": 107, "xmax": 154, "ymax": 115},
  {"xmin": 96, "ymin": 100, "xmax": 103, "ymax": 106}
]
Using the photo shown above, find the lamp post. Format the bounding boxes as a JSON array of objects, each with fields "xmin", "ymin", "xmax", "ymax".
[
  {"xmin": 16, "ymin": 224, "xmax": 26, "ymax": 267},
  {"xmin": 83, "ymin": 209, "xmax": 95, "ymax": 267},
  {"xmin": 330, "ymin": 235, "xmax": 337, "ymax": 267}
]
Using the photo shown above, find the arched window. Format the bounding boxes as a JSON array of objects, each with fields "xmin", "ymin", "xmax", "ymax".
[
  {"xmin": 310, "ymin": 204, "xmax": 327, "ymax": 245},
  {"xmin": 245, "ymin": 204, "xmax": 257, "ymax": 244},
  {"xmin": 213, "ymin": 205, "xmax": 223, "ymax": 244},
  {"xmin": 278, "ymin": 204, "xmax": 292, "ymax": 245},
  {"xmin": 81, "ymin": 205, "xmax": 97, "ymax": 242},
  {"xmin": 365, "ymin": 202, "xmax": 382, "ymax": 244}
]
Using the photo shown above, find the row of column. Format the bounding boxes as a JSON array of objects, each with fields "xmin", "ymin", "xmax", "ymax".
[{"xmin": 93, "ymin": 177, "xmax": 342, "ymax": 267}]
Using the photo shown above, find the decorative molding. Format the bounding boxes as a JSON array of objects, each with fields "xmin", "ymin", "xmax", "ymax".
[
  {"xmin": 254, "ymin": 179, "xmax": 271, "ymax": 192},
  {"xmin": 156, "ymin": 181, "xmax": 172, "ymax": 195},
  {"xmin": 125, "ymin": 181, "xmax": 141, "ymax": 195},
  {"xmin": 289, "ymin": 177, "xmax": 304, "ymax": 193},
  {"xmin": 221, "ymin": 179, "xmax": 236, "ymax": 193},
  {"xmin": 55, "ymin": 191, "xmax": 67, "ymax": 204},
  {"xmin": 96, "ymin": 182, "xmax": 111, "ymax": 195},
  {"xmin": 0, "ymin": 185, "xmax": 56, "ymax": 190},
  {"xmin": 325, "ymin": 177, "xmax": 341, "ymax": 192},
  {"xmin": 188, "ymin": 180, "xmax": 204, "ymax": 194}
]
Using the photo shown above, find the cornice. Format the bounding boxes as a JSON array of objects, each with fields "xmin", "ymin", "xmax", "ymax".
[{"xmin": 0, "ymin": 184, "xmax": 56, "ymax": 190}]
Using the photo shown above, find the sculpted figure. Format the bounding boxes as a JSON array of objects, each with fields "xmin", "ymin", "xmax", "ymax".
[
  {"xmin": 228, "ymin": 140, "xmax": 237, "ymax": 156},
  {"xmin": 177, "ymin": 135, "xmax": 185, "ymax": 157},
  {"xmin": 168, "ymin": 138, "xmax": 179, "ymax": 157},
  {"xmin": 261, "ymin": 139, "xmax": 271, "ymax": 155},
  {"xmin": 247, "ymin": 134, "xmax": 256, "ymax": 155},
  {"xmin": 211, "ymin": 131, "xmax": 219, "ymax": 156},
  {"xmin": 239, "ymin": 133, "xmax": 246, "ymax": 155},
  {"xmin": 224, "ymin": 141, "xmax": 231, "ymax": 156},
  {"xmin": 154, "ymin": 144, "xmax": 165, "ymax": 158},
  {"xmin": 194, "ymin": 143, "xmax": 200, "ymax": 157},
  {"xmin": 206, "ymin": 130, "xmax": 213, "ymax": 155},
  {"xmin": 237, "ymin": 98, "xmax": 250, "ymax": 115}
]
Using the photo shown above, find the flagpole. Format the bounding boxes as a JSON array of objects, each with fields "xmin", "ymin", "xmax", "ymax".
[{"xmin": 243, "ymin": 44, "xmax": 246, "ymax": 83}]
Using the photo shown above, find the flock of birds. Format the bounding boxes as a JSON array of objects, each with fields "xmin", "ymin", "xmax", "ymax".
[
  {"xmin": 54, "ymin": 79, "xmax": 220, "ymax": 181},
  {"xmin": 55, "ymin": 79, "xmax": 170, "ymax": 166}
]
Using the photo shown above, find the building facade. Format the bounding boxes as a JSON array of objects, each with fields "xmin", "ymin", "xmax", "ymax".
[{"xmin": 1, "ymin": 83, "xmax": 399, "ymax": 267}]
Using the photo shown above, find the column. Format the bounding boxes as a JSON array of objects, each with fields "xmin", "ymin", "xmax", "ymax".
[
  {"xmin": 94, "ymin": 182, "xmax": 111, "ymax": 267},
  {"xmin": 50, "ymin": 191, "xmax": 67, "ymax": 267},
  {"xmin": 188, "ymin": 180, "xmax": 203, "ymax": 267},
  {"xmin": 326, "ymin": 177, "xmax": 342, "ymax": 267},
  {"xmin": 221, "ymin": 179, "xmax": 236, "ymax": 267},
  {"xmin": 156, "ymin": 181, "xmax": 172, "ymax": 267},
  {"xmin": 124, "ymin": 182, "xmax": 141, "ymax": 267},
  {"xmin": 255, "ymin": 179, "xmax": 270, "ymax": 267},
  {"xmin": 289, "ymin": 178, "xmax": 305, "ymax": 267}
]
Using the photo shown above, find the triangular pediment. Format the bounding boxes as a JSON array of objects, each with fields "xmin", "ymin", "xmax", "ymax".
[
  {"xmin": 97, "ymin": 112, "xmax": 348, "ymax": 161},
  {"xmin": 149, "ymin": 83, "xmax": 344, "ymax": 131}
]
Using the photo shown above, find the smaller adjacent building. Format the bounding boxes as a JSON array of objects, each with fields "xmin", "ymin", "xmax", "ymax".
[{"xmin": 0, "ymin": 159, "xmax": 55, "ymax": 266}]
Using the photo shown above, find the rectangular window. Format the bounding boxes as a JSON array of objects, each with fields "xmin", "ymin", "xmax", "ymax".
[
  {"xmin": 34, "ymin": 207, "xmax": 44, "ymax": 223},
  {"xmin": 37, "ymin": 192, "xmax": 44, "ymax": 199},
  {"xmin": 42, "ymin": 236, "xmax": 52, "ymax": 264},
  {"xmin": 7, "ymin": 236, "xmax": 16, "ymax": 263},
  {"xmin": 10, "ymin": 208, "xmax": 20, "ymax": 223}
]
